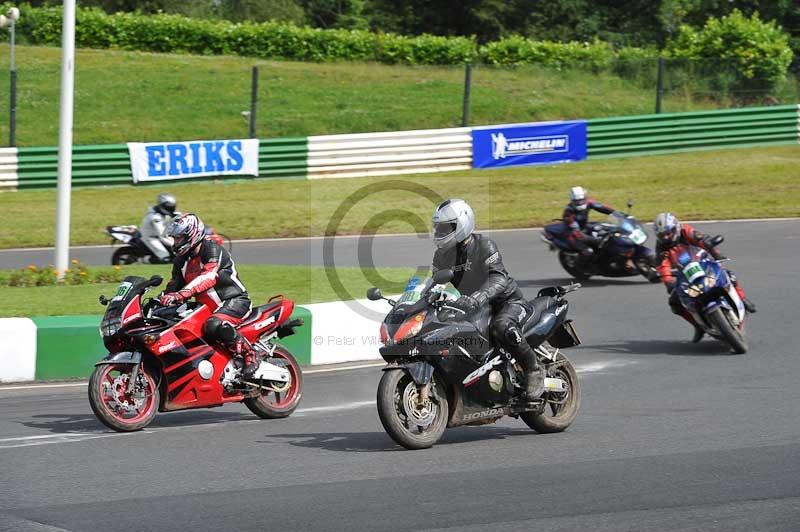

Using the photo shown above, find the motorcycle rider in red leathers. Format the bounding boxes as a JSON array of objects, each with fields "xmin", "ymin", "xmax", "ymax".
[
  {"xmin": 159, "ymin": 213, "xmax": 261, "ymax": 378},
  {"xmin": 562, "ymin": 186, "xmax": 614, "ymax": 265},
  {"xmin": 654, "ymin": 212, "xmax": 756, "ymax": 343}
]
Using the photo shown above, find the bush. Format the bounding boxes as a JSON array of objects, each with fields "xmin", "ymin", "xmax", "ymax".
[
  {"xmin": 480, "ymin": 37, "xmax": 614, "ymax": 71},
  {"xmin": 666, "ymin": 10, "xmax": 794, "ymax": 96}
]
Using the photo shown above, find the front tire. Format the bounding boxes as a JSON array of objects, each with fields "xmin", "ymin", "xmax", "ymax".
[
  {"xmin": 558, "ymin": 251, "xmax": 589, "ymax": 280},
  {"xmin": 88, "ymin": 363, "xmax": 160, "ymax": 432},
  {"xmin": 244, "ymin": 346, "xmax": 303, "ymax": 418},
  {"xmin": 708, "ymin": 307, "xmax": 747, "ymax": 354},
  {"xmin": 521, "ymin": 353, "xmax": 581, "ymax": 433},
  {"xmin": 111, "ymin": 246, "xmax": 141, "ymax": 265},
  {"xmin": 377, "ymin": 369, "xmax": 448, "ymax": 450}
]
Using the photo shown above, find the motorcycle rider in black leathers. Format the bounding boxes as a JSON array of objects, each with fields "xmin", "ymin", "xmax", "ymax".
[
  {"xmin": 431, "ymin": 199, "xmax": 545, "ymax": 399},
  {"xmin": 562, "ymin": 186, "xmax": 614, "ymax": 265}
]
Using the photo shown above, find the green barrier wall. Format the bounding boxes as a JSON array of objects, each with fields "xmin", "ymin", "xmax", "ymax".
[
  {"xmin": 587, "ymin": 105, "xmax": 798, "ymax": 159},
  {"xmin": 16, "ymin": 138, "xmax": 309, "ymax": 189},
  {"xmin": 31, "ymin": 307, "xmax": 312, "ymax": 381}
]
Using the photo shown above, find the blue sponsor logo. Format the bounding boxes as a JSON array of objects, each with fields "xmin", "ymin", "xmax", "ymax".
[
  {"xmin": 472, "ymin": 121, "xmax": 587, "ymax": 169},
  {"xmin": 145, "ymin": 140, "xmax": 244, "ymax": 178}
]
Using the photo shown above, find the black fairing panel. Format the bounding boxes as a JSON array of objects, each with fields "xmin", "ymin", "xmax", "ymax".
[
  {"xmin": 522, "ymin": 296, "xmax": 568, "ymax": 348},
  {"xmin": 95, "ymin": 351, "xmax": 141, "ymax": 366}
]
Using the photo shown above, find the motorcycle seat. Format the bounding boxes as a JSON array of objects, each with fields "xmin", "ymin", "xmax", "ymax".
[
  {"xmin": 238, "ymin": 301, "xmax": 283, "ymax": 328},
  {"xmin": 521, "ymin": 296, "xmax": 558, "ymax": 336}
]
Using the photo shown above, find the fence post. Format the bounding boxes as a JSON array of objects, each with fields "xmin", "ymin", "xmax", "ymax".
[
  {"xmin": 249, "ymin": 66, "xmax": 258, "ymax": 138},
  {"xmin": 655, "ymin": 56, "xmax": 664, "ymax": 114},
  {"xmin": 461, "ymin": 62, "xmax": 472, "ymax": 127}
]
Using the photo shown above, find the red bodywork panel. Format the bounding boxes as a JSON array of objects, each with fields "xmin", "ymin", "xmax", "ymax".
[{"xmin": 141, "ymin": 296, "xmax": 294, "ymax": 412}]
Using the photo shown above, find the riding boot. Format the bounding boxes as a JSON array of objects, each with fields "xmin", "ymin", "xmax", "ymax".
[
  {"xmin": 230, "ymin": 336, "xmax": 261, "ymax": 378},
  {"xmin": 733, "ymin": 284, "xmax": 756, "ymax": 313},
  {"xmin": 680, "ymin": 310, "xmax": 704, "ymax": 343},
  {"xmin": 511, "ymin": 339, "xmax": 545, "ymax": 400}
]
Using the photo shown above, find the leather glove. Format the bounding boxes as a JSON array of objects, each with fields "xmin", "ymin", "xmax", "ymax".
[
  {"xmin": 452, "ymin": 295, "xmax": 479, "ymax": 314},
  {"xmin": 159, "ymin": 291, "xmax": 186, "ymax": 306}
]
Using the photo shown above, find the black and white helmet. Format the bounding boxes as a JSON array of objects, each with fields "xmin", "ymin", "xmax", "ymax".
[
  {"xmin": 569, "ymin": 186, "xmax": 587, "ymax": 211},
  {"xmin": 654, "ymin": 212, "xmax": 681, "ymax": 246},
  {"xmin": 156, "ymin": 193, "xmax": 177, "ymax": 216},
  {"xmin": 432, "ymin": 199, "xmax": 474, "ymax": 250}
]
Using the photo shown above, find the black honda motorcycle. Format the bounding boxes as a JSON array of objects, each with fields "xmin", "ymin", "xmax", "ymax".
[
  {"xmin": 367, "ymin": 269, "xmax": 582, "ymax": 450},
  {"xmin": 541, "ymin": 210, "xmax": 658, "ymax": 282}
]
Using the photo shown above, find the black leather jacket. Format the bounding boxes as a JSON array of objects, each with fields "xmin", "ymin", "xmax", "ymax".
[{"xmin": 432, "ymin": 233, "xmax": 522, "ymax": 307}]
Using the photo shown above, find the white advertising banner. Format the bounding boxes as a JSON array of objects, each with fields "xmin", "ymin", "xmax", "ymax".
[{"xmin": 128, "ymin": 138, "xmax": 260, "ymax": 183}]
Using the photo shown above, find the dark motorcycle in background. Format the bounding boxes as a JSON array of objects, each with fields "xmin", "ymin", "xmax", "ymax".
[
  {"xmin": 541, "ymin": 210, "xmax": 658, "ymax": 282},
  {"xmin": 367, "ymin": 270, "xmax": 583, "ymax": 450},
  {"xmin": 105, "ymin": 225, "xmax": 232, "ymax": 265}
]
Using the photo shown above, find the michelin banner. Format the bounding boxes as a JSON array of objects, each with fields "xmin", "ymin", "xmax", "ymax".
[
  {"xmin": 128, "ymin": 139, "xmax": 259, "ymax": 183},
  {"xmin": 472, "ymin": 121, "xmax": 587, "ymax": 169}
]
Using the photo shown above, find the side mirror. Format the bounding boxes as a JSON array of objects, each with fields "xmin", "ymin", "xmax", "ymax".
[
  {"xmin": 99, "ymin": 295, "xmax": 109, "ymax": 306},
  {"xmin": 148, "ymin": 275, "xmax": 163, "ymax": 288},
  {"xmin": 366, "ymin": 287, "xmax": 382, "ymax": 301},
  {"xmin": 432, "ymin": 269, "xmax": 454, "ymax": 285},
  {"xmin": 709, "ymin": 235, "xmax": 724, "ymax": 247},
  {"xmin": 627, "ymin": 199, "xmax": 634, "ymax": 210}
]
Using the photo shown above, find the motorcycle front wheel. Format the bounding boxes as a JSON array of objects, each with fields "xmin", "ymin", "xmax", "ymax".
[
  {"xmin": 708, "ymin": 307, "xmax": 747, "ymax": 354},
  {"xmin": 558, "ymin": 251, "xmax": 590, "ymax": 280},
  {"xmin": 377, "ymin": 369, "xmax": 448, "ymax": 450},
  {"xmin": 88, "ymin": 363, "xmax": 160, "ymax": 432},
  {"xmin": 520, "ymin": 353, "xmax": 581, "ymax": 433},
  {"xmin": 111, "ymin": 246, "xmax": 141, "ymax": 265}
]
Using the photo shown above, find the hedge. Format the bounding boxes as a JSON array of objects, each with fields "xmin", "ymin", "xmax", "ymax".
[{"xmin": 11, "ymin": 5, "xmax": 641, "ymax": 69}]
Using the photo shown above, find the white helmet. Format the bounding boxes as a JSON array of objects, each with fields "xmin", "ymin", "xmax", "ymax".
[
  {"xmin": 654, "ymin": 212, "xmax": 681, "ymax": 245},
  {"xmin": 432, "ymin": 199, "xmax": 474, "ymax": 250},
  {"xmin": 569, "ymin": 186, "xmax": 587, "ymax": 211}
]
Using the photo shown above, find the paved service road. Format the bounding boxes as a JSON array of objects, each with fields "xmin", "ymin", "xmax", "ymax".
[{"xmin": 0, "ymin": 219, "xmax": 798, "ymax": 531}]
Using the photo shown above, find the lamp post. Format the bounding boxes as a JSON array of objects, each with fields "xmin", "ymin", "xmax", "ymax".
[{"xmin": 0, "ymin": 7, "xmax": 20, "ymax": 146}]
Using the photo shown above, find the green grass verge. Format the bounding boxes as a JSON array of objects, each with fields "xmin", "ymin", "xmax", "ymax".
[
  {"xmin": 0, "ymin": 44, "xmax": 783, "ymax": 146},
  {"xmin": 0, "ymin": 145, "xmax": 797, "ymax": 250},
  {"xmin": 0, "ymin": 264, "xmax": 415, "ymax": 317}
]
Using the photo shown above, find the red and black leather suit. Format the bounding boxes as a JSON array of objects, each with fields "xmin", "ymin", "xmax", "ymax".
[
  {"xmin": 656, "ymin": 223, "xmax": 748, "ymax": 322},
  {"xmin": 562, "ymin": 199, "xmax": 614, "ymax": 257},
  {"xmin": 164, "ymin": 236, "xmax": 255, "ymax": 361}
]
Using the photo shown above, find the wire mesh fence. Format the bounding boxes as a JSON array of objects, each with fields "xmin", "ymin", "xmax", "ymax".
[{"xmin": 0, "ymin": 45, "xmax": 796, "ymax": 147}]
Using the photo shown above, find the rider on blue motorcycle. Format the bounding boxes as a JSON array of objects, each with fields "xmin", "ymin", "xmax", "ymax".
[
  {"xmin": 654, "ymin": 212, "xmax": 756, "ymax": 342},
  {"xmin": 562, "ymin": 186, "xmax": 614, "ymax": 265}
]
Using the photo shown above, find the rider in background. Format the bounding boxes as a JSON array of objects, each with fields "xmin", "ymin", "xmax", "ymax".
[
  {"xmin": 432, "ymin": 199, "xmax": 545, "ymax": 400},
  {"xmin": 562, "ymin": 186, "xmax": 614, "ymax": 265},
  {"xmin": 654, "ymin": 212, "xmax": 756, "ymax": 342},
  {"xmin": 159, "ymin": 213, "xmax": 261, "ymax": 379},
  {"xmin": 140, "ymin": 193, "xmax": 178, "ymax": 264}
]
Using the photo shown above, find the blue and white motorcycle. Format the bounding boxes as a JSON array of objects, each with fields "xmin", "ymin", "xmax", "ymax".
[{"xmin": 674, "ymin": 245, "xmax": 748, "ymax": 354}]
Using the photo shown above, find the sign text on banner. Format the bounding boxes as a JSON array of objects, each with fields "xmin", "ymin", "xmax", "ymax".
[
  {"xmin": 472, "ymin": 121, "xmax": 587, "ymax": 169},
  {"xmin": 128, "ymin": 139, "xmax": 260, "ymax": 183}
]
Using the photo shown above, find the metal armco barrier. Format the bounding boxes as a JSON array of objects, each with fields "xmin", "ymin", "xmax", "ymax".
[
  {"xmin": 306, "ymin": 127, "xmax": 472, "ymax": 179},
  {"xmin": 0, "ymin": 147, "xmax": 19, "ymax": 188},
  {"xmin": 13, "ymin": 138, "xmax": 308, "ymax": 189},
  {"xmin": 0, "ymin": 105, "xmax": 797, "ymax": 190},
  {"xmin": 587, "ymin": 104, "xmax": 799, "ymax": 159}
]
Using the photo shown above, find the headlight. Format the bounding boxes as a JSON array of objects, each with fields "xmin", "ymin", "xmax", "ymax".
[
  {"xmin": 686, "ymin": 284, "xmax": 703, "ymax": 298},
  {"xmin": 704, "ymin": 274, "xmax": 716, "ymax": 289},
  {"xmin": 393, "ymin": 311, "xmax": 426, "ymax": 343}
]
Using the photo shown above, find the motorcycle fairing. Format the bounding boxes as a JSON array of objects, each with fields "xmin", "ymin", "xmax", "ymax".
[{"xmin": 95, "ymin": 350, "xmax": 141, "ymax": 366}]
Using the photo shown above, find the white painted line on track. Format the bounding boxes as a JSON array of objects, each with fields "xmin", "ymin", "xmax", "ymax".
[
  {"xmin": 1, "ymin": 217, "xmax": 797, "ymax": 253},
  {"xmin": 0, "ymin": 432, "xmax": 126, "ymax": 449},
  {"xmin": 304, "ymin": 362, "xmax": 384, "ymax": 374}
]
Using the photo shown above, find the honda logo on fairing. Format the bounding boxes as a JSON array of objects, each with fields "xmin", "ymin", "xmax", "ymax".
[
  {"xmin": 463, "ymin": 355, "xmax": 502, "ymax": 387},
  {"xmin": 463, "ymin": 407, "xmax": 505, "ymax": 421}
]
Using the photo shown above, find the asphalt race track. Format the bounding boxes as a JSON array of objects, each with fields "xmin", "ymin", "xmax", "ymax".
[{"xmin": 1, "ymin": 219, "xmax": 798, "ymax": 531}]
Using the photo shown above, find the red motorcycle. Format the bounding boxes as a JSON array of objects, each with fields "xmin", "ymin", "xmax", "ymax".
[{"xmin": 89, "ymin": 275, "xmax": 304, "ymax": 432}]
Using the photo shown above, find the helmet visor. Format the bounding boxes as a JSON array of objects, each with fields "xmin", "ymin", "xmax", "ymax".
[
  {"xmin": 433, "ymin": 222, "xmax": 457, "ymax": 240},
  {"xmin": 656, "ymin": 226, "xmax": 678, "ymax": 242}
]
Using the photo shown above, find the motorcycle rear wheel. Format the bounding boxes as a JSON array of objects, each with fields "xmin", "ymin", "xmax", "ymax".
[
  {"xmin": 708, "ymin": 307, "xmax": 747, "ymax": 354},
  {"xmin": 558, "ymin": 251, "xmax": 589, "ymax": 280},
  {"xmin": 88, "ymin": 363, "xmax": 160, "ymax": 432},
  {"xmin": 520, "ymin": 353, "xmax": 581, "ymax": 433},
  {"xmin": 243, "ymin": 346, "xmax": 303, "ymax": 418},
  {"xmin": 377, "ymin": 369, "xmax": 448, "ymax": 450},
  {"xmin": 111, "ymin": 246, "xmax": 141, "ymax": 265}
]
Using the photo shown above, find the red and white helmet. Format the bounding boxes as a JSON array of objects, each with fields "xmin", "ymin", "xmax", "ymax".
[
  {"xmin": 166, "ymin": 213, "xmax": 206, "ymax": 257},
  {"xmin": 654, "ymin": 212, "xmax": 681, "ymax": 246}
]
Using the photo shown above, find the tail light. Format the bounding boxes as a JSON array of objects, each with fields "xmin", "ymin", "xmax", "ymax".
[{"xmin": 393, "ymin": 311, "xmax": 427, "ymax": 343}]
